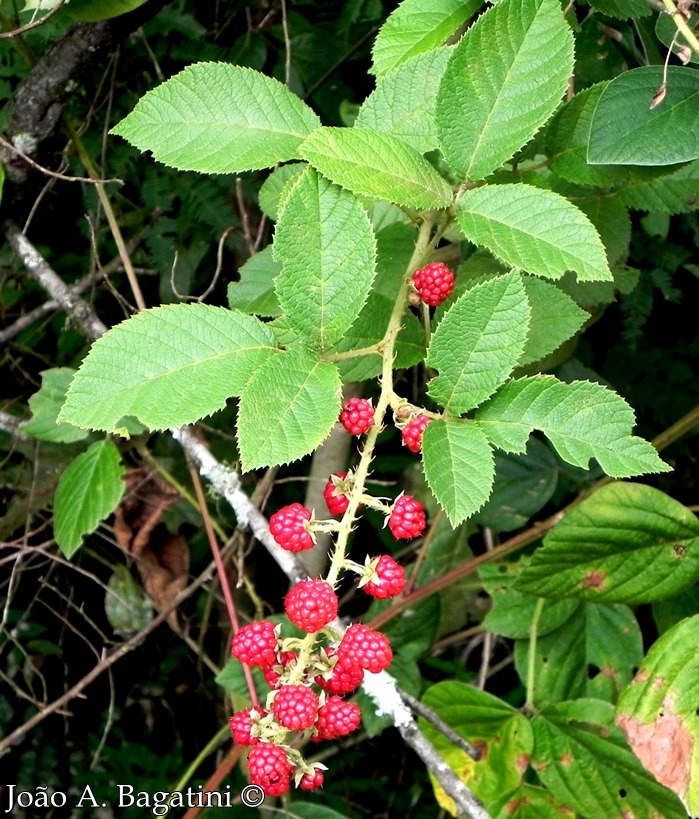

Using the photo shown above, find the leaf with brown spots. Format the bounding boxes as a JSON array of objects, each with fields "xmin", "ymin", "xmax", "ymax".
[
  {"xmin": 616, "ymin": 612, "xmax": 699, "ymax": 816},
  {"xmin": 532, "ymin": 699, "xmax": 686, "ymax": 818},
  {"xmin": 516, "ymin": 483, "xmax": 699, "ymax": 604},
  {"xmin": 493, "ymin": 784, "xmax": 575, "ymax": 818}
]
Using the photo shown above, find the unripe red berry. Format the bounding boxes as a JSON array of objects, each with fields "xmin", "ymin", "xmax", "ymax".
[
  {"xmin": 338, "ymin": 623, "xmax": 393, "ymax": 674},
  {"xmin": 401, "ymin": 414, "xmax": 431, "ymax": 453},
  {"xmin": 412, "ymin": 262, "xmax": 455, "ymax": 307},
  {"xmin": 231, "ymin": 620, "xmax": 279, "ymax": 667},
  {"xmin": 299, "ymin": 769, "xmax": 324, "ymax": 790},
  {"xmin": 230, "ymin": 707, "xmax": 266, "ymax": 746},
  {"xmin": 361, "ymin": 554, "xmax": 406, "ymax": 599},
  {"xmin": 315, "ymin": 652, "xmax": 364, "ymax": 695},
  {"xmin": 262, "ymin": 651, "xmax": 298, "ymax": 689},
  {"xmin": 340, "ymin": 397, "xmax": 374, "ymax": 436},
  {"xmin": 313, "ymin": 696, "xmax": 362, "ymax": 741},
  {"xmin": 269, "ymin": 503, "xmax": 314, "ymax": 552},
  {"xmin": 272, "ymin": 684, "xmax": 319, "ymax": 731},
  {"xmin": 388, "ymin": 494, "xmax": 426, "ymax": 540},
  {"xmin": 284, "ymin": 579, "xmax": 338, "ymax": 633},
  {"xmin": 247, "ymin": 743, "xmax": 293, "ymax": 796},
  {"xmin": 323, "ymin": 472, "xmax": 350, "ymax": 516}
]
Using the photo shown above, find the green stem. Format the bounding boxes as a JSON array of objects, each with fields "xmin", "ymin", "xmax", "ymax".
[
  {"xmin": 525, "ymin": 598, "xmax": 545, "ymax": 713},
  {"xmin": 286, "ymin": 215, "xmax": 438, "ymax": 685},
  {"xmin": 660, "ymin": 0, "xmax": 699, "ymax": 54},
  {"xmin": 169, "ymin": 724, "xmax": 230, "ymax": 800}
]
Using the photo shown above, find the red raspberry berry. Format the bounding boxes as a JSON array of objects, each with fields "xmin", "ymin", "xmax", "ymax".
[
  {"xmin": 269, "ymin": 503, "xmax": 314, "ymax": 552},
  {"xmin": 340, "ymin": 397, "xmax": 374, "ymax": 436},
  {"xmin": 412, "ymin": 262, "xmax": 455, "ymax": 307},
  {"xmin": 231, "ymin": 621, "xmax": 278, "ymax": 667},
  {"xmin": 299, "ymin": 769, "xmax": 324, "ymax": 790},
  {"xmin": 272, "ymin": 684, "xmax": 319, "ymax": 731},
  {"xmin": 315, "ymin": 652, "xmax": 364, "ymax": 695},
  {"xmin": 262, "ymin": 651, "xmax": 297, "ymax": 689},
  {"xmin": 338, "ymin": 623, "xmax": 393, "ymax": 674},
  {"xmin": 313, "ymin": 696, "xmax": 362, "ymax": 741},
  {"xmin": 323, "ymin": 472, "xmax": 350, "ymax": 516},
  {"xmin": 361, "ymin": 555, "xmax": 406, "ymax": 600},
  {"xmin": 230, "ymin": 707, "xmax": 266, "ymax": 746},
  {"xmin": 401, "ymin": 414, "xmax": 431, "ymax": 453},
  {"xmin": 285, "ymin": 579, "xmax": 338, "ymax": 633},
  {"xmin": 388, "ymin": 494, "xmax": 426, "ymax": 540},
  {"xmin": 247, "ymin": 743, "xmax": 293, "ymax": 797}
]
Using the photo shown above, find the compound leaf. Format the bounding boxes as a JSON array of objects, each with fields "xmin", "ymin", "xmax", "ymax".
[
  {"xmin": 422, "ymin": 419, "xmax": 495, "ymax": 527},
  {"xmin": 476, "ymin": 376, "xmax": 670, "ymax": 477},
  {"xmin": 59, "ymin": 305, "xmax": 276, "ymax": 434},
  {"xmin": 227, "ymin": 246, "xmax": 281, "ymax": 317},
  {"xmin": 54, "ymin": 440, "xmax": 125, "ymax": 558},
  {"xmin": 427, "ymin": 271, "xmax": 530, "ymax": 412},
  {"xmin": 515, "ymin": 483, "xmax": 699, "ymax": 603},
  {"xmin": 457, "ymin": 184, "xmax": 613, "ymax": 282},
  {"xmin": 371, "ymin": 0, "xmax": 481, "ymax": 77},
  {"xmin": 111, "ymin": 63, "xmax": 320, "ymax": 173},
  {"xmin": 237, "ymin": 348, "xmax": 341, "ymax": 471},
  {"xmin": 273, "ymin": 168, "xmax": 377, "ymax": 351},
  {"xmin": 588, "ymin": 66, "xmax": 699, "ymax": 166},
  {"xmin": 437, "ymin": 0, "xmax": 574, "ymax": 180},
  {"xmin": 616, "ymin": 613, "xmax": 699, "ymax": 816},
  {"xmin": 299, "ymin": 126, "xmax": 453, "ymax": 210}
]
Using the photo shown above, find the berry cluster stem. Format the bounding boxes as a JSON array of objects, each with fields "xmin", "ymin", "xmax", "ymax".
[{"xmin": 285, "ymin": 215, "xmax": 439, "ymax": 684}]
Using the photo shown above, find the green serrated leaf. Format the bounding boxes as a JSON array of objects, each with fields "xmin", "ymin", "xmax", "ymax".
[
  {"xmin": 59, "ymin": 305, "xmax": 276, "ymax": 434},
  {"xmin": 237, "ymin": 349, "xmax": 341, "ymax": 471},
  {"xmin": 476, "ymin": 439, "xmax": 559, "ymax": 532},
  {"xmin": 65, "ymin": 0, "xmax": 148, "ymax": 21},
  {"xmin": 480, "ymin": 558, "xmax": 578, "ymax": 640},
  {"xmin": 476, "ymin": 375, "xmax": 670, "ymax": 477},
  {"xmin": 619, "ymin": 159, "xmax": 699, "ymax": 213},
  {"xmin": 111, "ymin": 63, "xmax": 320, "ymax": 173},
  {"xmin": 227, "ymin": 246, "xmax": 282, "ymax": 317},
  {"xmin": 105, "ymin": 565, "xmax": 153, "ymax": 636},
  {"xmin": 427, "ymin": 272, "xmax": 530, "ymax": 412},
  {"xmin": 532, "ymin": 699, "xmax": 687, "ymax": 818},
  {"xmin": 515, "ymin": 603, "xmax": 643, "ymax": 708},
  {"xmin": 21, "ymin": 368, "xmax": 89, "ymax": 443},
  {"xmin": 588, "ymin": 66, "xmax": 699, "ymax": 166},
  {"xmin": 616, "ymin": 613, "xmax": 699, "ymax": 816},
  {"xmin": 518, "ymin": 277, "xmax": 587, "ymax": 367},
  {"xmin": 356, "ymin": 48, "xmax": 452, "ymax": 153},
  {"xmin": 257, "ymin": 163, "xmax": 306, "ymax": 221},
  {"xmin": 273, "ymin": 167, "xmax": 377, "ymax": 351},
  {"xmin": 436, "ymin": 0, "xmax": 574, "ymax": 181},
  {"xmin": 371, "ymin": 0, "xmax": 481, "ymax": 77},
  {"xmin": 53, "ymin": 440, "xmax": 125, "ymax": 558},
  {"xmin": 457, "ymin": 184, "xmax": 613, "ymax": 282},
  {"xmin": 422, "ymin": 419, "xmax": 494, "ymax": 527},
  {"xmin": 299, "ymin": 126, "xmax": 453, "ymax": 210},
  {"xmin": 421, "ymin": 681, "xmax": 534, "ymax": 814},
  {"xmin": 515, "ymin": 483, "xmax": 699, "ymax": 603}
]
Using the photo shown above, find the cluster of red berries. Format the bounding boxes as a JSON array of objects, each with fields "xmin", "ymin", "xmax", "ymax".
[{"xmin": 230, "ymin": 597, "xmax": 395, "ymax": 795}]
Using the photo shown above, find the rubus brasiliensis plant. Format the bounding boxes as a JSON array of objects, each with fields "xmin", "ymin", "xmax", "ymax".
[{"xmin": 54, "ymin": 0, "xmax": 699, "ymax": 811}]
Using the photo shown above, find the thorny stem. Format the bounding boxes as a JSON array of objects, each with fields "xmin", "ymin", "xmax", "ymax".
[{"xmin": 285, "ymin": 215, "xmax": 439, "ymax": 684}]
